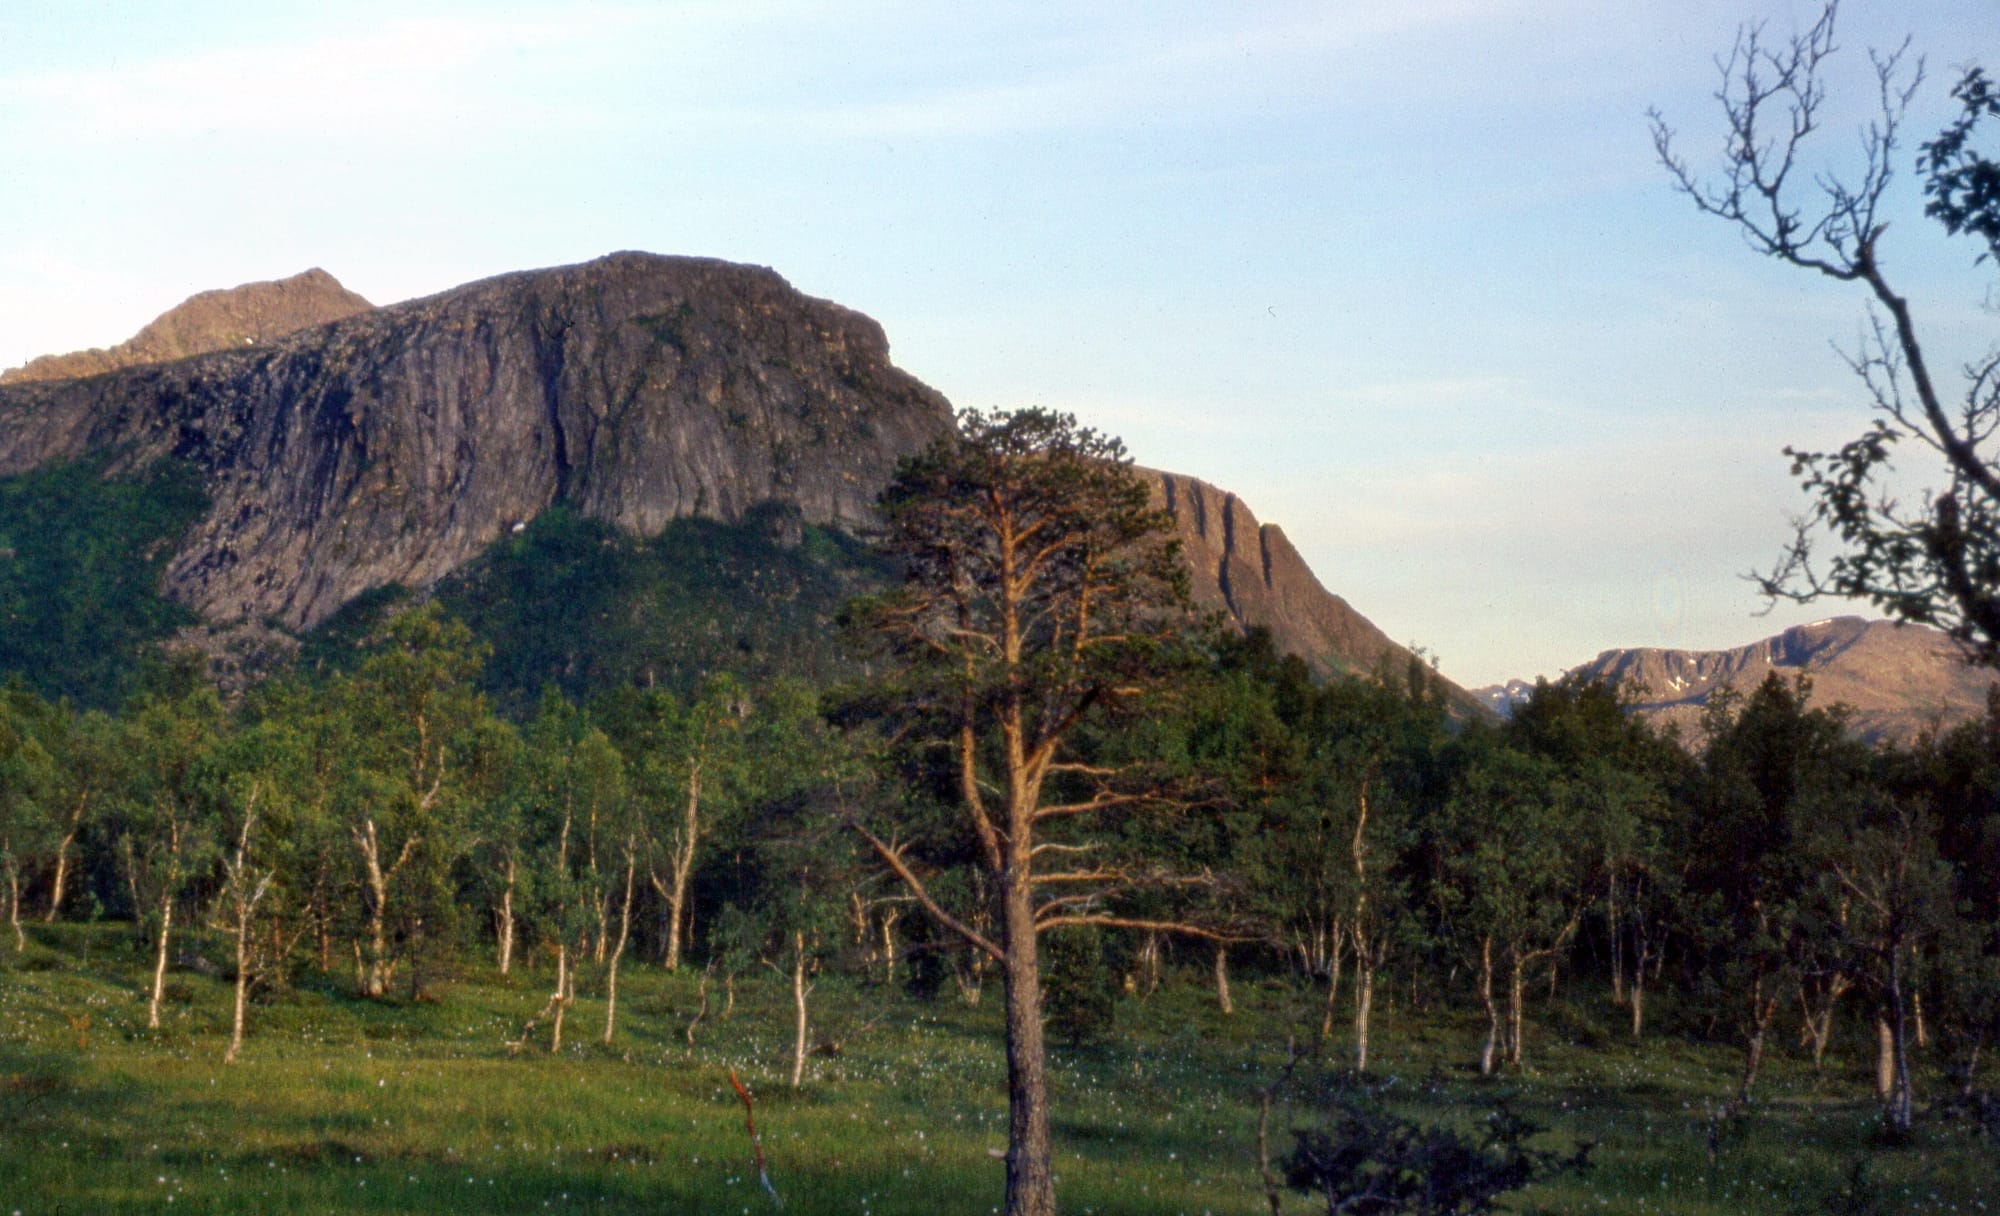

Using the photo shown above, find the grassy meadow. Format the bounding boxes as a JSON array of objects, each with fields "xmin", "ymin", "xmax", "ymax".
[{"xmin": 2, "ymin": 924, "xmax": 1995, "ymax": 1215}]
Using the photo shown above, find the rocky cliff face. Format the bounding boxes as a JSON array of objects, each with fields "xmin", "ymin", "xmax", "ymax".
[
  {"xmin": 0, "ymin": 252, "xmax": 953, "ymax": 629},
  {"xmin": 0, "ymin": 252, "xmax": 1441, "ymax": 696},
  {"xmin": 0, "ymin": 269, "xmax": 374, "ymax": 385},
  {"xmin": 1147, "ymin": 470, "xmax": 1476, "ymax": 707},
  {"xmin": 1503, "ymin": 617, "xmax": 1998, "ymax": 742}
]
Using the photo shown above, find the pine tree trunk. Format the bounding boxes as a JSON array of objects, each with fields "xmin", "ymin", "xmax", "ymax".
[{"xmin": 1002, "ymin": 867, "xmax": 1055, "ymax": 1216}]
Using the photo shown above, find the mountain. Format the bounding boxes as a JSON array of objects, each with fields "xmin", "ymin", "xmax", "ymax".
[
  {"xmin": 1149, "ymin": 470, "xmax": 1438, "ymax": 685},
  {"xmin": 0, "ymin": 252, "xmax": 952, "ymax": 633},
  {"xmin": 1479, "ymin": 617, "xmax": 1997, "ymax": 743},
  {"xmin": 0, "ymin": 269, "xmax": 374, "ymax": 385},
  {"xmin": 0, "ymin": 252, "xmax": 1452, "ymax": 705}
]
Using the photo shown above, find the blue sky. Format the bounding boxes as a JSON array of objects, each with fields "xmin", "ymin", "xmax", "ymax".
[{"xmin": 2, "ymin": 1, "xmax": 1994, "ymax": 686}]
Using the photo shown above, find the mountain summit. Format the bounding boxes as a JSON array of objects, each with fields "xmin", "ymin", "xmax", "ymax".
[
  {"xmin": 0, "ymin": 252, "xmax": 1455, "ymax": 701},
  {"xmin": 1, "ymin": 268, "xmax": 374, "ymax": 385},
  {"xmin": 1481, "ymin": 617, "xmax": 1996, "ymax": 742}
]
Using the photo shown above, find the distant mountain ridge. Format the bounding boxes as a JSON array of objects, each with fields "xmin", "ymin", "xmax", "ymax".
[
  {"xmin": 0, "ymin": 269, "xmax": 373, "ymax": 385},
  {"xmin": 1478, "ymin": 617, "xmax": 1997, "ymax": 743},
  {"xmin": 0, "ymin": 252, "xmax": 1459, "ymax": 704}
]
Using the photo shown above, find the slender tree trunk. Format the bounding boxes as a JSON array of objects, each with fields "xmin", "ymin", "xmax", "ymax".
[
  {"xmin": 355, "ymin": 819, "xmax": 400, "ymax": 998},
  {"xmin": 791, "ymin": 932, "xmax": 810, "ymax": 1089},
  {"xmin": 147, "ymin": 892, "xmax": 174, "ymax": 1030},
  {"xmin": 1607, "ymin": 871, "xmax": 1625, "ymax": 1006},
  {"xmin": 1136, "ymin": 930, "xmax": 1161, "ymax": 996},
  {"xmin": 226, "ymin": 941, "xmax": 251, "ymax": 1064},
  {"xmin": 602, "ymin": 843, "xmax": 636, "ymax": 1046},
  {"xmin": 1738, "ymin": 980, "xmax": 1778, "ymax": 1106},
  {"xmin": 1213, "ymin": 944, "xmax": 1233, "ymax": 1014},
  {"xmin": 1506, "ymin": 949, "xmax": 1527, "ymax": 1068},
  {"xmin": 881, "ymin": 906, "xmax": 901, "ymax": 987},
  {"xmin": 497, "ymin": 855, "xmax": 517, "ymax": 976},
  {"xmin": 1479, "ymin": 935, "xmax": 1500, "ymax": 1076},
  {"xmin": 549, "ymin": 944, "xmax": 569, "ymax": 1054},
  {"xmin": 45, "ymin": 818, "xmax": 82, "ymax": 922},
  {"xmin": 225, "ymin": 880, "xmax": 271, "ymax": 1065},
  {"xmin": 1630, "ymin": 935, "xmax": 1651, "ymax": 1042},
  {"xmin": 660, "ymin": 761, "xmax": 704, "ymax": 972},
  {"xmin": 1355, "ymin": 952, "xmax": 1375, "ymax": 1074},
  {"xmin": 314, "ymin": 885, "xmax": 332, "ymax": 973},
  {"xmin": 1317, "ymin": 916, "xmax": 1345, "ymax": 1045},
  {"xmin": 1802, "ymin": 972, "xmax": 1849, "ymax": 1070},
  {"xmin": 5, "ymin": 858, "xmax": 22, "ymax": 952},
  {"xmin": 1884, "ymin": 944, "xmax": 1916, "ymax": 1135},
  {"xmin": 1875, "ymin": 1015, "xmax": 1895, "ymax": 1098}
]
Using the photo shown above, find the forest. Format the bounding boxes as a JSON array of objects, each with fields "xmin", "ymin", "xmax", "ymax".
[{"xmin": 1, "ymin": 409, "xmax": 1998, "ymax": 1214}]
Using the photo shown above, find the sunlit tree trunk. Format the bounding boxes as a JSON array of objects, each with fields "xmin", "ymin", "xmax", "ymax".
[
  {"xmin": 602, "ymin": 841, "xmax": 636, "ymax": 1045},
  {"xmin": 1213, "ymin": 944, "xmax": 1233, "ymax": 1014},
  {"xmin": 4, "ymin": 855, "xmax": 21, "ymax": 952},
  {"xmin": 147, "ymin": 893, "xmax": 174, "ymax": 1030},
  {"xmin": 790, "ymin": 931, "xmax": 811, "ymax": 1089},
  {"xmin": 653, "ymin": 758, "xmax": 703, "ymax": 972},
  {"xmin": 496, "ymin": 854, "xmax": 517, "ymax": 976},
  {"xmin": 1479, "ymin": 935, "xmax": 1500, "ymax": 1076},
  {"xmin": 549, "ymin": 944, "xmax": 570, "ymax": 1054},
  {"xmin": 1738, "ymin": 977, "xmax": 1779, "ymax": 1106},
  {"xmin": 44, "ymin": 794, "xmax": 90, "ymax": 922},
  {"xmin": 1317, "ymin": 916, "xmax": 1345, "ymax": 1045}
]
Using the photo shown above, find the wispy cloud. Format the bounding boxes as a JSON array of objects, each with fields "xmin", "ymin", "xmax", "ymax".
[{"xmin": 1, "ymin": 7, "xmax": 660, "ymax": 141}]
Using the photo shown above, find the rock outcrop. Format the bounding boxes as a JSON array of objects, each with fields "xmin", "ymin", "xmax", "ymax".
[
  {"xmin": 0, "ymin": 252, "xmax": 953, "ymax": 629},
  {"xmin": 1497, "ymin": 617, "xmax": 1998, "ymax": 743},
  {"xmin": 1, "ymin": 269, "xmax": 374, "ymax": 385},
  {"xmin": 0, "ymin": 252, "xmax": 1447, "ymax": 696},
  {"xmin": 1149, "ymin": 471, "xmax": 1407, "ymax": 679}
]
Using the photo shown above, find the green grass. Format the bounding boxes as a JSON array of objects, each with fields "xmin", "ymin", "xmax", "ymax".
[{"xmin": 2, "ymin": 928, "xmax": 1994, "ymax": 1214}]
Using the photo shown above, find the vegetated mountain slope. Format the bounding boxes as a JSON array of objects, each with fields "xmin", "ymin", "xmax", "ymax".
[
  {"xmin": 0, "ymin": 269, "xmax": 374, "ymax": 385},
  {"xmin": 1485, "ymin": 617, "xmax": 1997, "ymax": 743},
  {"xmin": 0, "ymin": 252, "xmax": 1452, "ymax": 705}
]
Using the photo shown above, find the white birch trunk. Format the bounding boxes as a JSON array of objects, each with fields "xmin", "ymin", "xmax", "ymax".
[
  {"xmin": 147, "ymin": 892, "xmax": 174, "ymax": 1030},
  {"xmin": 602, "ymin": 842, "xmax": 637, "ymax": 1045},
  {"xmin": 791, "ymin": 931, "xmax": 810, "ymax": 1089}
]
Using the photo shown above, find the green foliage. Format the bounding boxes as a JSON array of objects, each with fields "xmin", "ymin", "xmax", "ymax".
[
  {"xmin": 1284, "ymin": 1088, "xmax": 1591, "ymax": 1216},
  {"xmin": 0, "ymin": 458, "xmax": 206, "ymax": 707},
  {"xmin": 1042, "ymin": 926, "xmax": 1115, "ymax": 1046},
  {"xmin": 434, "ymin": 505, "xmax": 883, "ymax": 713}
]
